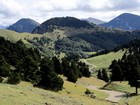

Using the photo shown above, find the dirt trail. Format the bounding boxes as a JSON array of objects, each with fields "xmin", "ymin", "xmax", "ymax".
[
  {"xmin": 87, "ymin": 85, "xmax": 126, "ymax": 102},
  {"xmin": 83, "ymin": 59, "xmax": 126, "ymax": 102},
  {"xmin": 83, "ymin": 59, "xmax": 96, "ymax": 73}
]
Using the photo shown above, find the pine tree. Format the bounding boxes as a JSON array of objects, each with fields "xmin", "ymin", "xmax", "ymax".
[
  {"xmin": 97, "ymin": 70, "xmax": 103, "ymax": 80},
  {"xmin": 61, "ymin": 57, "xmax": 70, "ymax": 76},
  {"xmin": 52, "ymin": 56, "xmax": 63, "ymax": 74},
  {"xmin": 7, "ymin": 71, "xmax": 21, "ymax": 84},
  {"xmin": 110, "ymin": 64, "xmax": 123, "ymax": 81},
  {"xmin": 37, "ymin": 57, "xmax": 64, "ymax": 91},
  {"xmin": 67, "ymin": 70, "xmax": 77, "ymax": 83},
  {"xmin": 0, "ymin": 55, "xmax": 10, "ymax": 77},
  {"xmin": 102, "ymin": 69, "xmax": 109, "ymax": 82}
]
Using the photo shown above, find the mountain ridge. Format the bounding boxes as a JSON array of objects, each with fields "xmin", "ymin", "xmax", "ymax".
[{"xmin": 32, "ymin": 17, "xmax": 95, "ymax": 34}]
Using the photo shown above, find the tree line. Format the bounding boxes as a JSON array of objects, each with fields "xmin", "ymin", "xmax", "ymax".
[{"xmin": 109, "ymin": 39, "xmax": 140, "ymax": 94}]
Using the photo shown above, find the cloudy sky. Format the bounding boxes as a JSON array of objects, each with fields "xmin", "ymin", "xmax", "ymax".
[{"xmin": 1, "ymin": 0, "xmax": 140, "ymax": 25}]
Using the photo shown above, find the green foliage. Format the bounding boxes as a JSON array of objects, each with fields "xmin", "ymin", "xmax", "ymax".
[
  {"xmin": 102, "ymin": 69, "xmax": 109, "ymax": 82},
  {"xmin": 0, "ymin": 36, "xmax": 41, "ymax": 85},
  {"xmin": 97, "ymin": 70, "xmax": 103, "ymax": 80},
  {"xmin": 0, "ymin": 36, "xmax": 91, "ymax": 91},
  {"xmin": 67, "ymin": 70, "xmax": 77, "ymax": 83},
  {"xmin": 97, "ymin": 69, "xmax": 109, "ymax": 82},
  {"xmin": 0, "ymin": 55, "xmax": 10, "ymax": 77},
  {"xmin": 0, "ymin": 76, "xmax": 3, "ymax": 83},
  {"xmin": 110, "ymin": 64, "xmax": 123, "ymax": 81},
  {"xmin": 109, "ymin": 39, "xmax": 140, "ymax": 94},
  {"xmin": 55, "ymin": 37, "xmax": 96, "ymax": 52},
  {"xmin": 79, "ymin": 62, "xmax": 91, "ymax": 77},
  {"xmin": 33, "ymin": 17, "xmax": 94, "ymax": 34},
  {"xmin": 61, "ymin": 57, "xmax": 90, "ymax": 83},
  {"xmin": 37, "ymin": 57, "xmax": 64, "ymax": 91},
  {"xmin": 7, "ymin": 72, "xmax": 21, "ymax": 84},
  {"xmin": 85, "ymin": 89, "xmax": 93, "ymax": 94},
  {"xmin": 52, "ymin": 56, "xmax": 63, "ymax": 74},
  {"xmin": 16, "ymin": 56, "xmax": 40, "ymax": 84}
]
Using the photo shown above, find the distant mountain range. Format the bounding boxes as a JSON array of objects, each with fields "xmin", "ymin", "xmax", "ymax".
[
  {"xmin": 101, "ymin": 13, "xmax": 140, "ymax": 30},
  {"xmin": 32, "ymin": 16, "xmax": 140, "ymax": 52},
  {"xmin": 81, "ymin": 17, "xmax": 106, "ymax": 25},
  {"xmin": 0, "ymin": 25, "xmax": 7, "ymax": 29},
  {"xmin": 1, "ymin": 14, "xmax": 140, "ymax": 57},
  {"xmin": 7, "ymin": 18, "xmax": 40, "ymax": 33}
]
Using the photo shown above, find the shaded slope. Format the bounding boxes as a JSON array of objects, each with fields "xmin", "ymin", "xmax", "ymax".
[
  {"xmin": 101, "ymin": 13, "xmax": 140, "ymax": 30},
  {"xmin": 7, "ymin": 18, "xmax": 40, "ymax": 33},
  {"xmin": 32, "ymin": 17, "xmax": 94, "ymax": 34}
]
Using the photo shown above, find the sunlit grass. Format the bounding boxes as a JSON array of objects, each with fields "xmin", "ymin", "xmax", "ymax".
[
  {"xmin": 0, "ymin": 79, "xmax": 113, "ymax": 105},
  {"xmin": 84, "ymin": 50, "xmax": 125, "ymax": 69}
]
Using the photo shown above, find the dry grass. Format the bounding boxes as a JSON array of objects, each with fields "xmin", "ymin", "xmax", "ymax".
[
  {"xmin": 0, "ymin": 82, "xmax": 83, "ymax": 105},
  {"xmin": 0, "ymin": 78, "xmax": 115, "ymax": 105},
  {"xmin": 77, "ymin": 77, "xmax": 106, "ymax": 87}
]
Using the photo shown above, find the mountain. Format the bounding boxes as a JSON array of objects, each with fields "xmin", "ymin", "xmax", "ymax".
[
  {"xmin": 32, "ymin": 17, "xmax": 94, "ymax": 34},
  {"xmin": 81, "ymin": 17, "xmax": 106, "ymax": 25},
  {"xmin": 31, "ymin": 16, "xmax": 140, "ymax": 55},
  {"xmin": 0, "ymin": 25, "xmax": 7, "ymax": 29},
  {"xmin": 7, "ymin": 18, "xmax": 40, "ymax": 33},
  {"xmin": 101, "ymin": 13, "xmax": 140, "ymax": 30}
]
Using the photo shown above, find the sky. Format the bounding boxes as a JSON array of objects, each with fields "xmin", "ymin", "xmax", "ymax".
[{"xmin": 1, "ymin": 0, "xmax": 140, "ymax": 26}]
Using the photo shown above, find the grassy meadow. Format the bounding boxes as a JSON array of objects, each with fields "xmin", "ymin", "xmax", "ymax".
[{"xmin": 83, "ymin": 50, "xmax": 125, "ymax": 69}]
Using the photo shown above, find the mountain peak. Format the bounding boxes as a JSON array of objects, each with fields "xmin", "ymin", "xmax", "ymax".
[
  {"xmin": 32, "ymin": 16, "xmax": 95, "ymax": 34},
  {"xmin": 101, "ymin": 13, "xmax": 140, "ymax": 30},
  {"xmin": 7, "ymin": 18, "xmax": 40, "ymax": 33},
  {"xmin": 81, "ymin": 17, "xmax": 106, "ymax": 25}
]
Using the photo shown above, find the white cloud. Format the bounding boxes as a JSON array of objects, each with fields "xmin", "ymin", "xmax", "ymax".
[{"xmin": 0, "ymin": 0, "xmax": 140, "ymax": 25}]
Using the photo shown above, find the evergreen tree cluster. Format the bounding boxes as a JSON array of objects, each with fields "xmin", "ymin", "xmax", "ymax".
[
  {"xmin": 0, "ymin": 36, "xmax": 90, "ymax": 91},
  {"xmin": 109, "ymin": 39, "xmax": 140, "ymax": 94},
  {"xmin": 0, "ymin": 37, "xmax": 40, "ymax": 85},
  {"xmin": 97, "ymin": 69, "xmax": 109, "ymax": 82},
  {"xmin": 61, "ymin": 57, "xmax": 91, "ymax": 83}
]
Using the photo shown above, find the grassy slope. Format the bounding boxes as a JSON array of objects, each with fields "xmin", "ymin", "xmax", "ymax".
[
  {"xmin": 84, "ymin": 50, "xmax": 125, "ymax": 69},
  {"xmin": 0, "ymin": 29, "xmax": 41, "ymax": 41},
  {"xmin": 43, "ymin": 29, "xmax": 66, "ymax": 41},
  {"xmin": 0, "ymin": 29, "xmax": 66, "ymax": 42},
  {"xmin": 0, "ymin": 77, "xmax": 116, "ymax": 105}
]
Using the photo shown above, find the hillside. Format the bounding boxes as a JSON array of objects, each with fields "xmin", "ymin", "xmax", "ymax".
[
  {"xmin": 0, "ymin": 29, "xmax": 41, "ymax": 42},
  {"xmin": 0, "ymin": 78, "xmax": 120, "ymax": 105},
  {"xmin": 32, "ymin": 17, "xmax": 94, "ymax": 34},
  {"xmin": 82, "ymin": 50, "xmax": 125, "ymax": 69},
  {"xmin": 32, "ymin": 16, "xmax": 140, "ymax": 53},
  {"xmin": 7, "ymin": 18, "xmax": 40, "ymax": 33},
  {"xmin": 101, "ymin": 13, "xmax": 140, "ymax": 30}
]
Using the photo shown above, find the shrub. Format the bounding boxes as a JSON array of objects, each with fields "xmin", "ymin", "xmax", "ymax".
[
  {"xmin": 85, "ymin": 89, "xmax": 93, "ymax": 94},
  {"xmin": 67, "ymin": 70, "xmax": 77, "ymax": 83},
  {"xmin": 0, "ymin": 76, "xmax": 3, "ymax": 83},
  {"xmin": 7, "ymin": 72, "xmax": 21, "ymax": 84}
]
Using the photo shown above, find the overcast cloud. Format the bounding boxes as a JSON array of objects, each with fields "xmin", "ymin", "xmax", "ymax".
[{"xmin": 1, "ymin": 0, "xmax": 140, "ymax": 25}]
